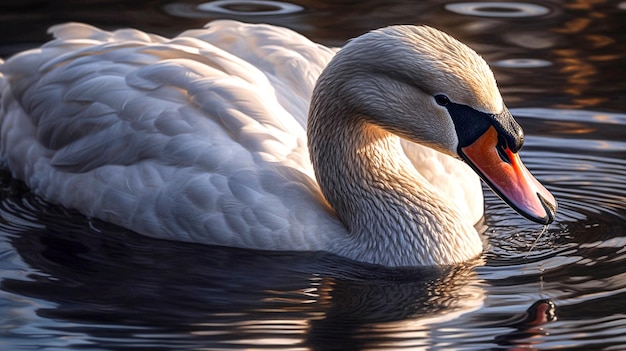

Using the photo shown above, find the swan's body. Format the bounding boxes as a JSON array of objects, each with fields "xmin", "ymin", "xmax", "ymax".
[{"xmin": 0, "ymin": 21, "xmax": 555, "ymax": 266}]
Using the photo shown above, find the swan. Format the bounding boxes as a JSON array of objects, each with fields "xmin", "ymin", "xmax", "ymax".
[{"xmin": 0, "ymin": 20, "xmax": 556, "ymax": 267}]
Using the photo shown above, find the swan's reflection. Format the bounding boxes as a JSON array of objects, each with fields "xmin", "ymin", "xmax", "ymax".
[
  {"xmin": 493, "ymin": 299, "xmax": 557, "ymax": 350},
  {"xmin": 2, "ymin": 205, "xmax": 485, "ymax": 350}
]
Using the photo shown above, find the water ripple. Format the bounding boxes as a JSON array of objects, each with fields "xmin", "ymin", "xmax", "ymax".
[
  {"xmin": 510, "ymin": 108, "xmax": 626, "ymax": 225},
  {"xmin": 493, "ymin": 58, "xmax": 553, "ymax": 68},
  {"xmin": 197, "ymin": 1, "xmax": 304, "ymax": 15},
  {"xmin": 165, "ymin": 0, "xmax": 303, "ymax": 18},
  {"xmin": 445, "ymin": 2, "xmax": 551, "ymax": 18}
]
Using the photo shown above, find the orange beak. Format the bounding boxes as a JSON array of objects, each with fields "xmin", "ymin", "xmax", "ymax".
[{"xmin": 460, "ymin": 126, "xmax": 557, "ymax": 224}]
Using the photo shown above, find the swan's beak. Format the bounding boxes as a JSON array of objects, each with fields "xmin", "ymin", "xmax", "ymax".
[{"xmin": 459, "ymin": 126, "xmax": 557, "ymax": 224}]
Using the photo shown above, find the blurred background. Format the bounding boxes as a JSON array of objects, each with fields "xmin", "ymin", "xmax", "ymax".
[{"xmin": 1, "ymin": 0, "xmax": 626, "ymax": 110}]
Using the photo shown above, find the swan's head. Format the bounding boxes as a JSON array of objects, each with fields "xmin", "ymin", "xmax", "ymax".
[{"xmin": 312, "ymin": 25, "xmax": 556, "ymax": 224}]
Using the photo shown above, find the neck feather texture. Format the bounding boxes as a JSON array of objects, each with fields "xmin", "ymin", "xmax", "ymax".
[{"xmin": 308, "ymin": 92, "xmax": 482, "ymax": 266}]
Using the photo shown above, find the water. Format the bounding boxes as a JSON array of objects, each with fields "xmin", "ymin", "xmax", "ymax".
[{"xmin": 0, "ymin": 0, "xmax": 625, "ymax": 350}]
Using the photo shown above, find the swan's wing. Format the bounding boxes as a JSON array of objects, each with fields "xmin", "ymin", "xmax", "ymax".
[
  {"xmin": 0, "ymin": 21, "xmax": 344, "ymax": 248},
  {"xmin": 401, "ymin": 141, "xmax": 484, "ymax": 226},
  {"xmin": 190, "ymin": 20, "xmax": 337, "ymax": 128}
]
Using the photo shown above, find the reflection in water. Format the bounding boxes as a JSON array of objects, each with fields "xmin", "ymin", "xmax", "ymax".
[
  {"xmin": 1, "ymin": 201, "xmax": 485, "ymax": 350},
  {"xmin": 493, "ymin": 299, "xmax": 557, "ymax": 349},
  {"xmin": 544, "ymin": 0, "xmax": 625, "ymax": 109},
  {"xmin": 0, "ymin": 0, "xmax": 626, "ymax": 350}
]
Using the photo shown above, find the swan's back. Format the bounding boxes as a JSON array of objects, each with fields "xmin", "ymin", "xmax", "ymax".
[
  {"xmin": 0, "ymin": 21, "xmax": 346, "ymax": 247},
  {"xmin": 0, "ymin": 21, "xmax": 482, "ymax": 255}
]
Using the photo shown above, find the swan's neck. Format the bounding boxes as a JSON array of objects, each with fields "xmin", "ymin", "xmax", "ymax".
[{"xmin": 308, "ymin": 99, "xmax": 482, "ymax": 266}]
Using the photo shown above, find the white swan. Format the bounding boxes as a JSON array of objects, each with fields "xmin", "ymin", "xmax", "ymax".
[{"xmin": 0, "ymin": 20, "xmax": 556, "ymax": 266}]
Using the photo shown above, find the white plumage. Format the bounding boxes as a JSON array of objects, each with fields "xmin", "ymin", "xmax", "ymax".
[{"xmin": 0, "ymin": 20, "xmax": 518, "ymax": 267}]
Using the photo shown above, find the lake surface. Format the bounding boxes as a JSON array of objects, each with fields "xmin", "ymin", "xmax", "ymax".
[{"xmin": 1, "ymin": 0, "xmax": 625, "ymax": 350}]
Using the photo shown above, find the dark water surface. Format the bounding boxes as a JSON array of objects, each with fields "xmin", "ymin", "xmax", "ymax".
[{"xmin": 1, "ymin": 1, "xmax": 625, "ymax": 350}]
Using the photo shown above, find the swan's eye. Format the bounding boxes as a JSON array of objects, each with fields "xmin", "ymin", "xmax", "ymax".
[{"xmin": 434, "ymin": 94, "xmax": 450, "ymax": 106}]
